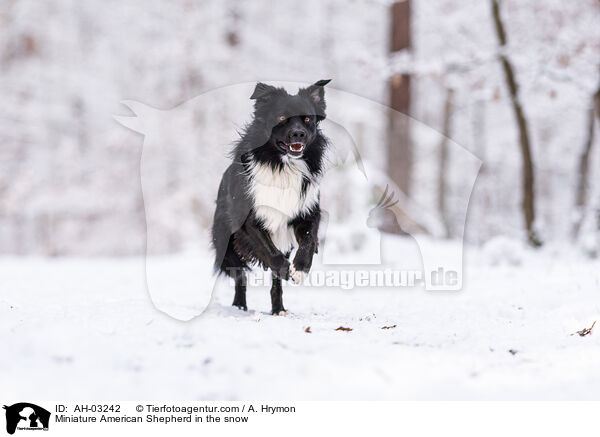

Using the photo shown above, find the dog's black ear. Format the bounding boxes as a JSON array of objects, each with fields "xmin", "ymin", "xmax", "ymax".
[
  {"xmin": 306, "ymin": 79, "xmax": 331, "ymax": 104},
  {"xmin": 250, "ymin": 82, "xmax": 278, "ymax": 101},
  {"xmin": 301, "ymin": 79, "xmax": 331, "ymax": 119}
]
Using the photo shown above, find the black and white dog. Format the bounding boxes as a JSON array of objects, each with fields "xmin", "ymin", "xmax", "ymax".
[{"xmin": 212, "ymin": 80, "xmax": 331, "ymax": 314}]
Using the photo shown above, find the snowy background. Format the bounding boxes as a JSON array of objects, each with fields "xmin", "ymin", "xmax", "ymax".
[
  {"xmin": 3, "ymin": 240, "xmax": 600, "ymax": 399},
  {"xmin": 2, "ymin": 0, "xmax": 599, "ymax": 254},
  {"xmin": 1, "ymin": 0, "xmax": 600, "ymax": 399}
]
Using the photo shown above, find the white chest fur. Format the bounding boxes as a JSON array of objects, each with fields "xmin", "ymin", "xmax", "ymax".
[{"xmin": 248, "ymin": 160, "xmax": 320, "ymax": 252}]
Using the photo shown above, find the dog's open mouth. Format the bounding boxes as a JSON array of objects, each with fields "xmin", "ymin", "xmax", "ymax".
[
  {"xmin": 288, "ymin": 142, "xmax": 304, "ymax": 152},
  {"xmin": 278, "ymin": 141, "xmax": 305, "ymax": 154}
]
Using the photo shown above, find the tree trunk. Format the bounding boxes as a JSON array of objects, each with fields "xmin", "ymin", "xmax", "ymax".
[
  {"xmin": 572, "ymin": 89, "xmax": 598, "ymax": 239},
  {"xmin": 388, "ymin": 74, "xmax": 412, "ymax": 196},
  {"xmin": 385, "ymin": 1, "xmax": 412, "ymax": 234},
  {"xmin": 438, "ymin": 88, "xmax": 454, "ymax": 238},
  {"xmin": 595, "ymin": 86, "xmax": 600, "ymax": 234},
  {"xmin": 491, "ymin": 0, "xmax": 540, "ymax": 246}
]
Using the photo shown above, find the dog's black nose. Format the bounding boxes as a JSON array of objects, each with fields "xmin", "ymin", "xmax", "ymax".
[{"xmin": 290, "ymin": 129, "xmax": 306, "ymax": 141}]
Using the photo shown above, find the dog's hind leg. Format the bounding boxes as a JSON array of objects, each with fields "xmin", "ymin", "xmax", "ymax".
[
  {"xmin": 232, "ymin": 269, "xmax": 248, "ymax": 311},
  {"xmin": 270, "ymin": 271, "xmax": 287, "ymax": 315}
]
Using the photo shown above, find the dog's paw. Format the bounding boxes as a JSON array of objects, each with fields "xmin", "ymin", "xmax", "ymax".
[
  {"xmin": 289, "ymin": 264, "xmax": 306, "ymax": 284},
  {"xmin": 292, "ymin": 247, "xmax": 314, "ymax": 274}
]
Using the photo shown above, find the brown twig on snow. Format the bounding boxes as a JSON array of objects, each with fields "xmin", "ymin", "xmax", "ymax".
[{"xmin": 574, "ymin": 321, "xmax": 596, "ymax": 337}]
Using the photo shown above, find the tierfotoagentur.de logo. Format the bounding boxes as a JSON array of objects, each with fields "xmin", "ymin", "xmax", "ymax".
[{"xmin": 3, "ymin": 403, "xmax": 50, "ymax": 435}]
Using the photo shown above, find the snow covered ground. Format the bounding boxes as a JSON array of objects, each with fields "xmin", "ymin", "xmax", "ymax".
[{"xmin": 1, "ymin": 235, "xmax": 600, "ymax": 400}]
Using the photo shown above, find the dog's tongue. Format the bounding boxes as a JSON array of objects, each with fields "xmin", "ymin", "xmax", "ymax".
[{"xmin": 290, "ymin": 143, "xmax": 303, "ymax": 151}]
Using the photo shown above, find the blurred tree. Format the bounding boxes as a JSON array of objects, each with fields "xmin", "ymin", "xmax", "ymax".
[
  {"xmin": 438, "ymin": 87, "xmax": 454, "ymax": 238},
  {"xmin": 491, "ymin": 0, "xmax": 541, "ymax": 247},
  {"xmin": 386, "ymin": 0, "xmax": 412, "ymax": 234},
  {"xmin": 573, "ymin": 81, "xmax": 600, "ymax": 239}
]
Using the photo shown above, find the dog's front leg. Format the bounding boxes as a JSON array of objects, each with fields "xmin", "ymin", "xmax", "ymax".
[
  {"xmin": 291, "ymin": 209, "xmax": 320, "ymax": 281},
  {"xmin": 246, "ymin": 225, "xmax": 291, "ymax": 279},
  {"xmin": 234, "ymin": 222, "xmax": 290, "ymax": 280}
]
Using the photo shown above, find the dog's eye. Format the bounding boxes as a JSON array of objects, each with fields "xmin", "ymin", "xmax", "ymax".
[
  {"xmin": 304, "ymin": 116, "xmax": 311, "ymax": 123},
  {"xmin": 279, "ymin": 115, "xmax": 286, "ymax": 122}
]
